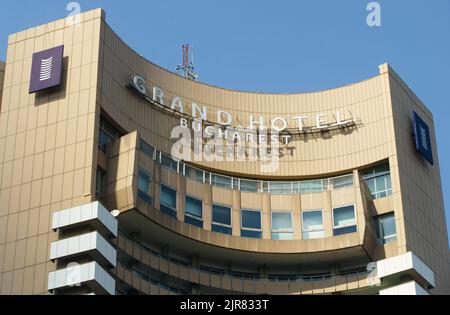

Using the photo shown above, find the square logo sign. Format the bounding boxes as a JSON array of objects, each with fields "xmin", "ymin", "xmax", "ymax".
[
  {"xmin": 413, "ymin": 111, "xmax": 434, "ymax": 165},
  {"xmin": 29, "ymin": 45, "xmax": 64, "ymax": 94}
]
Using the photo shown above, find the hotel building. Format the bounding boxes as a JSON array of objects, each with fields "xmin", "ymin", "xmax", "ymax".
[{"xmin": 0, "ymin": 9, "xmax": 449, "ymax": 295}]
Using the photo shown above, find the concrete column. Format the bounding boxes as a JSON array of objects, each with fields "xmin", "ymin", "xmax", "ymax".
[
  {"xmin": 203, "ymin": 183, "xmax": 212, "ymax": 231},
  {"xmin": 292, "ymin": 194, "xmax": 301, "ymax": 239},
  {"xmin": 262, "ymin": 193, "xmax": 271, "ymax": 239},
  {"xmin": 322, "ymin": 189, "xmax": 333, "ymax": 238},
  {"xmin": 176, "ymin": 170, "xmax": 186, "ymax": 221},
  {"xmin": 232, "ymin": 189, "xmax": 241, "ymax": 236},
  {"xmin": 154, "ymin": 164, "xmax": 161, "ymax": 210}
]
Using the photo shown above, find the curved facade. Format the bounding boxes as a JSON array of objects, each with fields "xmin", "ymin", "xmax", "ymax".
[{"xmin": 0, "ymin": 9, "xmax": 449, "ymax": 295}]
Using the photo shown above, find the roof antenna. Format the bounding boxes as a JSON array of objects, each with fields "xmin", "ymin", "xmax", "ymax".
[{"xmin": 176, "ymin": 44, "xmax": 199, "ymax": 81}]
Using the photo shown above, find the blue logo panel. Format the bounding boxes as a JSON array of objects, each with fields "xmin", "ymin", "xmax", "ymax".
[
  {"xmin": 29, "ymin": 45, "xmax": 64, "ymax": 94},
  {"xmin": 413, "ymin": 111, "xmax": 433, "ymax": 165}
]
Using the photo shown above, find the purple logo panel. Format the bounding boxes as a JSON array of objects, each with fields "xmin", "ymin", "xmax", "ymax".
[{"xmin": 29, "ymin": 45, "xmax": 64, "ymax": 94}]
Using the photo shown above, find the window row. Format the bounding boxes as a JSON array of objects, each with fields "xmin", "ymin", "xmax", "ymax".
[
  {"xmin": 137, "ymin": 168, "xmax": 397, "ymax": 243},
  {"xmin": 139, "ymin": 138, "xmax": 354, "ymax": 195},
  {"xmin": 145, "ymin": 184, "xmax": 360, "ymax": 240},
  {"xmin": 137, "ymin": 177, "xmax": 397, "ymax": 243}
]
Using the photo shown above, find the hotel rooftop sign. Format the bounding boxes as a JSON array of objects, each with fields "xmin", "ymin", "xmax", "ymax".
[{"xmin": 128, "ymin": 75, "xmax": 361, "ymax": 142}]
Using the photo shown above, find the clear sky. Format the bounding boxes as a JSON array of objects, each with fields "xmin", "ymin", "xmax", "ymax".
[{"xmin": 0, "ymin": 0, "xmax": 449, "ymax": 241}]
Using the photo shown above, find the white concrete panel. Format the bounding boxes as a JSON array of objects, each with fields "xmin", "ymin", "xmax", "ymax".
[
  {"xmin": 380, "ymin": 281, "xmax": 429, "ymax": 295},
  {"xmin": 52, "ymin": 201, "xmax": 118, "ymax": 236},
  {"xmin": 48, "ymin": 261, "xmax": 115, "ymax": 295},
  {"xmin": 49, "ymin": 231, "xmax": 117, "ymax": 267},
  {"xmin": 376, "ymin": 251, "xmax": 435, "ymax": 288}
]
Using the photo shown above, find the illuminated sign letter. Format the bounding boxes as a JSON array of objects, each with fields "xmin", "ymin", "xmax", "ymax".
[
  {"xmin": 152, "ymin": 87, "xmax": 165, "ymax": 105},
  {"xmin": 217, "ymin": 110, "xmax": 232, "ymax": 126},
  {"xmin": 192, "ymin": 103, "xmax": 207, "ymax": 120},
  {"xmin": 294, "ymin": 116, "xmax": 308, "ymax": 131},
  {"xmin": 171, "ymin": 97, "xmax": 184, "ymax": 113},
  {"xmin": 249, "ymin": 115, "xmax": 266, "ymax": 130},
  {"xmin": 316, "ymin": 114, "xmax": 327, "ymax": 129},
  {"xmin": 271, "ymin": 117, "xmax": 288, "ymax": 132}
]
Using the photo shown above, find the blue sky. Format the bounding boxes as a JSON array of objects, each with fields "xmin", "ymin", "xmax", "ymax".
[{"xmin": 1, "ymin": 1, "xmax": 449, "ymax": 240}]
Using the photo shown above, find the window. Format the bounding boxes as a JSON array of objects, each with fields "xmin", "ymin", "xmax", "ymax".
[
  {"xmin": 270, "ymin": 182, "xmax": 292, "ymax": 195},
  {"xmin": 362, "ymin": 164, "xmax": 392, "ymax": 199},
  {"xmin": 137, "ymin": 169, "xmax": 153, "ymax": 205},
  {"xmin": 160, "ymin": 153, "xmax": 178, "ymax": 172},
  {"xmin": 375, "ymin": 212, "xmax": 397, "ymax": 244},
  {"xmin": 333, "ymin": 205, "xmax": 357, "ymax": 236},
  {"xmin": 241, "ymin": 209, "xmax": 262, "ymax": 239},
  {"xmin": 332, "ymin": 174, "xmax": 354, "ymax": 189},
  {"xmin": 212, "ymin": 204, "xmax": 232, "ymax": 235},
  {"xmin": 211, "ymin": 174, "xmax": 232, "ymax": 189},
  {"xmin": 139, "ymin": 138, "xmax": 155, "ymax": 158},
  {"xmin": 185, "ymin": 196, "xmax": 203, "ymax": 228},
  {"xmin": 95, "ymin": 168, "xmax": 106, "ymax": 198},
  {"xmin": 299, "ymin": 180, "xmax": 324, "ymax": 194},
  {"xmin": 302, "ymin": 210, "xmax": 324, "ymax": 240},
  {"xmin": 184, "ymin": 165, "xmax": 204, "ymax": 183},
  {"xmin": 160, "ymin": 185, "xmax": 177, "ymax": 218},
  {"xmin": 239, "ymin": 180, "xmax": 259, "ymax": 193},
  {"xmin": 98, "ymin": 116, "xmax": 120, "ymax": 153},
  {"xmin": 271, "ymin": 212, "xmax": 293, "ymax": 240}
]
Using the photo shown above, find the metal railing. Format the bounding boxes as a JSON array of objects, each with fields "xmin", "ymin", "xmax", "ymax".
[
  {"xmin": 118, "ymin": 233, "xmax": 369, "ymax": 287},
  {"xmin": 117, "ymin": 260, "xmax": 188, "ymax": 295}
]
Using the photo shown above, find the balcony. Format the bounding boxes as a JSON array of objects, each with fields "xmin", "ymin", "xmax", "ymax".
[
  {"xmin": 50, "ymin": 231, "xmax": 117, "ymax": 268},
  {"xmin": 116, "ymin": 234, "xmax": 372, "ymax": 295},
  {"xmin": 48, "ymin": 261, "xmax": 116, "ymax": 295},
  {"xmin": 52, "ymin": 201, "xmax": 118, "ymax": 237}
]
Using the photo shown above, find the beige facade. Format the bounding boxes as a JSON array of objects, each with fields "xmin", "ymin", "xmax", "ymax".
[
  {"xmin": 0, "ymin": 61, "xmax": 4, "ymax": 112},
  {"xmin": 0, "ymin": 8, "xmax": 448, "ymax": 295}
]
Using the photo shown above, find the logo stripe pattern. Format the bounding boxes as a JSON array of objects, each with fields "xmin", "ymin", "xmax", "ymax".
[{"xmin": 39, "ymin": 57, "xmax": 53, "ymax": 81}]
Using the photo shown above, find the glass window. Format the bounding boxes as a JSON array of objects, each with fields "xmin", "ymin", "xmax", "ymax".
[
  {"xmin": 270, "ymin": 182, "xmax": 292, "ymax": 195},
  {"xmin": 98, "ymin": 117, "xmax": 120, "ymax": 153},
  {"xmin": 137, "ymin": 169, "xmax": 153, "ymax": 205},
  {"xmin": 160, "ymin": 153, "xmax": 178, "ymax": 172},
  {"xmin": 271, "ymin": 212, "xmax": 293, "ymax": 240},
  {"xmin": 333, "ymin": 205, "xmax": 357, "ymax": 236},
  {"xmin": 138, "ymin": 170, "xmax": 150, "ymax": 193},
  {"xmin": 362, "ymin": 164, "xmax": 392, "ymax": 200},
  {"xmin": 185, "ymin": 196, "xmax": 203, "ymax": 228},
  {"xmin": 160, "ymin": 185, "xmax": 177, "ymax": 218},
  {"xmin": 299, "ymin": 180, "xmax": 323, "ymax": 194},
  {"xmin": 332, "ymin": 175, "xmax": 354, "ymax": 189},
  {"xmin": 302, "ymin": 210, "xmax": 324, "ymax": 240},
  {"xmin": 212, "ymin": 204, "xmax": 232, "ymax": 235},
  {"xmin": 241, "ymin": 209, "xmax": 262, "ymax": 239},
  {"xmin": 271, "ymin": 232, "xmax": 294, "ymax": 240},
  {"xmin": 184, "ymin": 165, "xmax": 204, "ymax": 183},
  {"xmin": 139, "ymin": 138, "xmax": 154, "ymax": 158},
  {"xmin": 291, "ymin": 182, "xmax": 301, "ymax": 194},
  {"xmin": 233, "ymin": 178, "xmax": 239, "ymax": 190},
  {"xmin": 375, "ymin": 212, "xmax": 397, "ymax": 244},
  {"xmin": 95, "ymin": 168, "xmax": 106, "ymax": 198},
  {"xmin": 239, "ymin": 180, "xmax": 259, "ymax": 192},
  {"xmin": 211, "ymin": 174, "xmax": 232, "ymax": 189}
]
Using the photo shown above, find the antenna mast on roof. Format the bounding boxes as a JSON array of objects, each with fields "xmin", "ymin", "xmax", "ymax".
[{"xmin": 176, "ymin": 44, "xmax": 199, "ymax": 81}]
